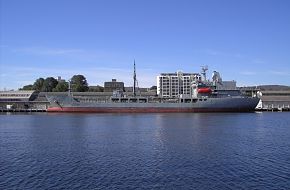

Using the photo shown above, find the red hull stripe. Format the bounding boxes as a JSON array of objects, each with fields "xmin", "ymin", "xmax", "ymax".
[{"xmin": 47, "ymin": 107, "xmax": 254, "ymax": 113}]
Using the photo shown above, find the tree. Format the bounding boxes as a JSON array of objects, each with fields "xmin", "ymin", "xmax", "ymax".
[
  {"xmin": 88, "ymin": 85, "xmax": 104, "ymax": 92},
  {"xmin": 53, "ymin": 81, "xmax": 69, "ymax": 92},
  {"xmin": 20, "ymin": 84, "xmax": 33, "ymax": 90},
  {"xmin": 70, "ymin": 75, "xmax": 89, "ymax": 92},
  {"xmin": 32, "ymin": 78, "xmax": 44, "ymax": 91},
  {"xmin": 42, "ymin": 77, "xmax": 58, "ymax": 92}
]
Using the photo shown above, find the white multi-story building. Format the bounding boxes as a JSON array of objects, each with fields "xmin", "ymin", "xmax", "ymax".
[
  {"xmin": 157, "ymin": 71, "xmax": 200, "ymax": 98},
  {"xmin": 157, "ymin": 71, "xmax": 237, "ymax": 98}
]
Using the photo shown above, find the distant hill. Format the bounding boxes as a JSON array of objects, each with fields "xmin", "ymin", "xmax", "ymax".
[
  {"xmin": 239, "ymin": 85, "xmax": 290, "ymax": 91},
  {"xmin": 258, "ymin": 85, "xmax": 290, "ymax": 91}
]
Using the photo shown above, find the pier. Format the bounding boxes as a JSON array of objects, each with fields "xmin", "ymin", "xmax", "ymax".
[
  {"xmin": 0, "ymin": 108, "xmax": 46, "ymax": 113},
  {"xmin": 255, "ymin": 105, "xmax": 290, "ymax": 112}
]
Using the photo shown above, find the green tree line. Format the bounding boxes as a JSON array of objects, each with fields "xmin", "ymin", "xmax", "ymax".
[{"xmin": 19, "ymin": 75, "xmax": 99, "ymax": 92}]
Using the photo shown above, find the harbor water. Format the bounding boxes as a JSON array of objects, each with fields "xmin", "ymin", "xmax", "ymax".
[{"xmin": 1, "ymin": 112, "xmax": 290, "ymax": 189}]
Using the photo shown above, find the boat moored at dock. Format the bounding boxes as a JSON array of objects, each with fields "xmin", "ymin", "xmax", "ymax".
[{"xmin": 46, "ymin": 64, "xmax": 260, "ymax": 113}]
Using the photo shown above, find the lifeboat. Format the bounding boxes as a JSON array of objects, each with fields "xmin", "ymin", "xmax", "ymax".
[{"xmin": 197, "ymin": 87, "xmax": 212, "ymax": 93}]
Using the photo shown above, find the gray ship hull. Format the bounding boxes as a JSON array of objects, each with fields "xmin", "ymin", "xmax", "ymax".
[{"xmin": 46, "ymin": 96, "xmax": 260, "ymax": 113}]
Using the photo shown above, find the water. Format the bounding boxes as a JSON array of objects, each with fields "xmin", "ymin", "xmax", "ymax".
[{"xmin": 1, "ymin": 112, "xmax": 290, "ymax": 189}]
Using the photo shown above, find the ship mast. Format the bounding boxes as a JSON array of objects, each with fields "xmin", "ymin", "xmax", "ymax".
[{"xmin": 133, "ymin": 60, "xmax": 136, "ymax": 97}]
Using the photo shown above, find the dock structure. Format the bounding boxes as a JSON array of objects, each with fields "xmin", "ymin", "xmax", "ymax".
[
  {"xmin": 0, "ymin": 108, "xmax": 46, "ymax": 112},
  {"xmin": 255, "ymin": 90, "xmax": 290, "ymax": 112},
  {"xmin": 0, "ymin": 90, "xmax": 49, "ymax": 112},
  {"xmin": 256, "ymin": 105, "xmax": 290, "ymax": 112}
]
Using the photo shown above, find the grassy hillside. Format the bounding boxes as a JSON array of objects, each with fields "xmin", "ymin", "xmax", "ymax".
[
  {"xmin": 257, "ymin": 85, "xmax": 290, "ymax": 91},
  {"xmin": 239, "ymin": 85, "xmax": 290, "ymax": 91}
]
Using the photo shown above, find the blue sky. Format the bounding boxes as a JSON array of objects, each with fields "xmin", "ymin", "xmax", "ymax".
[{"xmin": 0, "ymin": 0, "xmax": 290, "ymax": 90}]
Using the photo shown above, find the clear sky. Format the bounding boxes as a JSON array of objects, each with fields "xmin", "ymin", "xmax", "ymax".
[{"xmin": 0, "ymin": 0, "xmax": 290, "ymax": 90}]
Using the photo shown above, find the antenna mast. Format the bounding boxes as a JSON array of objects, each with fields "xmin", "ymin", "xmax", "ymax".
[
  {"xmin": 133, "ymin": 60, "xmax": 136, "ymax": 97},
  {"xmin": 68, "ymin": 80, "xmax": 71, "ymax": 96},
  {"xmin": 201, "ymin": 65, "xmax": 208, "ymax": 81}
]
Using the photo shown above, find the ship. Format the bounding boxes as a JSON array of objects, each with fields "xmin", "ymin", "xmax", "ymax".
[{"xmin": 46, "ymin": 64, "xmax": 260, "ymax": 113}]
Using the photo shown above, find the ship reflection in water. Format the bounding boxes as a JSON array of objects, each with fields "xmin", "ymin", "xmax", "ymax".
[{"xmin": 1, "ymin": 112, "xmax": 290, "ymax": 189}]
